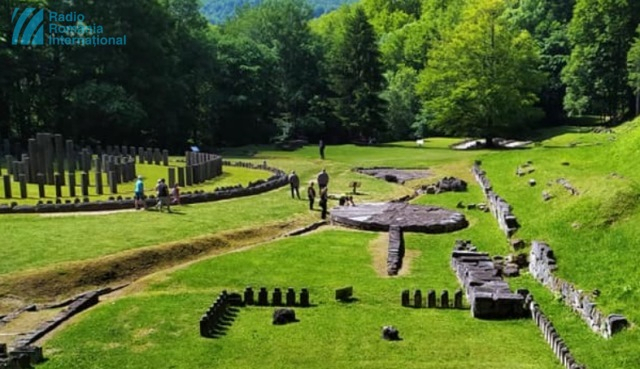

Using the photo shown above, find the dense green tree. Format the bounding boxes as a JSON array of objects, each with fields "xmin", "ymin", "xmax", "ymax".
[
  {"xmin": 628, "ymin": 25, "xmax": 640, "ymax": 116},
  {"xmin": 507, "ymin": 0, "xmax": 575, "ymax": 123},
  {"xmin": 224, "ymin": 0, "xmax": 325, "ymax": 140},
  {"xmin": 381, "ymin": 67, "xmax": 419, "ymax": 140},
  {"xmin": 417, "ymin": 0, "xmax": 544, "ymax": 146},
  {"xmin": 563, "ymin": 0, "xmax": 640, "ymax": 121},
  {"xmin": 330, "ymin": 7, "xmax": 386, "ymax": 140}
]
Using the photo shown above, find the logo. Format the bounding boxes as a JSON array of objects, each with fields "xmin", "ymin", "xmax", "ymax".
[{"xmin": 11, "ymin": 8, "xmax": 45, "ymax": 46}]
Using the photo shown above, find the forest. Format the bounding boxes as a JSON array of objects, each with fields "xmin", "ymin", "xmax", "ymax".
[{"xmin": 2, "ymin": 0, "xmax": 640, "ymax": 151}]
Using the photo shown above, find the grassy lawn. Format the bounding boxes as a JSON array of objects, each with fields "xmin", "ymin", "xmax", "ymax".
[
  {"xmin": 40, "ymin": 230, "xmax": 561, "ymax": 369},
  {"xmin": 3, "ymin": 122, "xmax": 640, "ymax": 368}
]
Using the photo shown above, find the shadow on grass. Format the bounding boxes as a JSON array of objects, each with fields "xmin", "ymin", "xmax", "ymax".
[{"xmin": 337, "ymin": 297, "xmax": 359, "ymax": 304}]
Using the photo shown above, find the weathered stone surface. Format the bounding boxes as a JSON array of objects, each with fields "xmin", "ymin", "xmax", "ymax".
[
  {"xmin": 387, "ymin": 226, "xmax": 405, "ymax": 275},
  {"xmin": 381, "ymin": 326, "xmax": 400, "ymax": 341},
  {"xmin": 355, "ymin": 167, "xmax": 431, "ymax": 183},
  {"xmin": 330, "ymin": 202, "xmax": 468, "ymax": 233},
  {"xmin": 272, "ymin": 308, "xmax": 297, "ymax": 325}
]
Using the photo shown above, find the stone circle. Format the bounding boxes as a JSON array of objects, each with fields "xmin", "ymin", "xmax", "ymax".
[{"xmin": 330, "ymin": 202, "xmax": 468, "ymax": 233}]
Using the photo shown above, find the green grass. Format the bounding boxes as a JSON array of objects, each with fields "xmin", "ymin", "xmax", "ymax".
[
  {"xmin": 5, "ymin": 123, "xmax": 640, "ymax": 368},
  {"xmin": 0, "ymin": 159, "xmax": 272, "ymax": 203},
  {"xmin": 41, "ymin": 230, "xmax": 561, "ymax": 369}
]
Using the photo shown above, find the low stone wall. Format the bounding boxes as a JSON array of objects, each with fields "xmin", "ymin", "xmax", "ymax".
[
  {"xmin": 13, "ymin": 291, "xmax": 100, "ymax": 347},
  {"xmin": 0, "ymin": 161, "xmax": 287, "ymax": 214},
  {"xmin": 387, "ymin": 225, "xmax": 405, "ymax": 276},
  {"xmin": 471, "ymin": 163, "xmax": 520, "ymax": 237},
  {"xmin": 529, "ymin": 241, "xmax": 628, "ymax": 338},
  {"xmin": 529, "ymin": 298, "xmax": 587, "ymax": 369},
  {"xmin": 451, "ymin": 240, "xmax": 528, "ymax": 319}
]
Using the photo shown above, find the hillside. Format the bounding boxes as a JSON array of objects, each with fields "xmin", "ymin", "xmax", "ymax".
[{"xmin": 200, "ymin": 0, "xmax": 356, "ymax": 23}]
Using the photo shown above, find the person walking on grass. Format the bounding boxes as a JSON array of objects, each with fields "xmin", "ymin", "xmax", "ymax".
[
  {"xmin": 289, "ymin": 170, "xmax": 300, "ymax": 199},
  {"xmin": 155, "ymin": 178, "xmax": 171, "ymax": 213},
  {"xmin": 317, "ymin": 168, "xmax": 329, "ymax": 191},
  {"xmin": 319, "ymin": 139, "xmax": 326, "ymax": 160},
  {"xmin": 307, "ymin": 181, "xmax": 316, "ymax": 210},
  {"xmin": 134, "ymin": 175, "xmax": 145, "ymax": 210},
  {"xmin": 319, "ymin": 186, "xmax": 328, "ymax": 219}
]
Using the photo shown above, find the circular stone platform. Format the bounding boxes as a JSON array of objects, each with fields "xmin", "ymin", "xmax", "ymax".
[{"xmin": 330, "ymin": 202, "xmax": 468, "ymax": 233}]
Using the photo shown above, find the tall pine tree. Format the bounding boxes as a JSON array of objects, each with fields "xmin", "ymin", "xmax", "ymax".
[{"xmin": 330, "ymin": 7, "xmax": 386, "ymax": 141}]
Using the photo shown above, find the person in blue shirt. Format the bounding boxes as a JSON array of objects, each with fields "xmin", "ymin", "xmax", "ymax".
[{"xmin": 134, "ymin": 175, "xmax": 145, "ymax": 210}]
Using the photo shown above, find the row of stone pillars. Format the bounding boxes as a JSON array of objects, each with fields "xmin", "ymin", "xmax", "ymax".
[{"xmin": 401, "ymin": 289, "xmax": 464, "ymax": 309}]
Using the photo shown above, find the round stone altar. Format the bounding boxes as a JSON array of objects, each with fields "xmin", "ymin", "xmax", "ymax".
[{"xmin": 330, "ymin": 202, "xmax": 468, "ymax": 232}]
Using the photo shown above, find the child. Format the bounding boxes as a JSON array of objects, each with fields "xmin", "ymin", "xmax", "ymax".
[
  {"xmin": 171, "ymin": 184, "xmax": 181, "ymax": 205},
  {"xmin": 307, "ymin": 181, "xmax": 316, "ymax": 210}
]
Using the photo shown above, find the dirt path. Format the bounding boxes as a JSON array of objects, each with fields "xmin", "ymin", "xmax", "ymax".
[{"xmin": 368, "ymin": 233, "xmax": 420, "ymax": 277}]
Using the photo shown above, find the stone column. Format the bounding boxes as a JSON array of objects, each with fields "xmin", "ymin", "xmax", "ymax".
[
  {"xmin": 12, "ymin": 161, "xmax": 20, "ymax": 182},
  {"xmin": 27, "ymin": 139, "xmax": 37, "ymax": 181},
  {"xmin": 440, "ymin": 290, "xmax": 449, "ymax": 308},
  {"xmin": 21, "ymin": 155, "xmax": 30, "ymax": 183},
  {"xmin": 272, "ymin": 288, "xmax": 283, "ymax": 306},
  {"xmin": 454, "ymin": 290, "xmax": 463, "ymax": 309},
  {"xmin": 37, "ymin": 173, "xmax": 46, "ymax": 198},
  {"xmin": 168, "ymin": 167, "xmax": 176, "ymax": 188},
  {"xmin": 65, "ymin": 140, "xmax": 76, "ymax": 172},
  {"xmin": 414, "ymin": 290, "xmax": 423, "ymax": 308},
  {"xmin": 121, "ymin": 146, "xmax": 128, "ymax": 156},
  {"xmin": 427, "ymin": 290, "xmax": 436, "ymax": 308},
  {"xmin": 81, "ymin": 172, "xmax": 89, "ymax": 197},
  {"xmin": 162, "ymin": 150, "xmax": 169, "ymax": 166},
  {"xmin": 68, "ymin": 172, "xmax": 76, "ymax": 198},
  {"xmin": 401, "ymin": 290, "xmax": 410, "ymax": 307},
  {"xmin": 54, "ymin": 173, "xmax": 62, "ymax": 198},
  {"xmin": 244, "ymin": 287, "xmax": 254, "ymax": 306},
  {"xmin": 185, "ymin": 166, "xmax": 193, "ymax": 186},
  {"xmin": 54, "ymin": 134, "xmax": 65, "ymax": 184},
  {"xmin": 95, "ymin": 171, "xmax": 103, "ymax": 195},
  {"xmin": 300, "ymin": 288, "xmax": 310, "ymax": 307},
  {"xmin": 2, "ymin": 175, "xmax": 11, "ymax": 199},
  {"xmin": 19, "ymin": 174, "xmax": 27, "ymax": 199},
  {"xmin": 146, "ymin": 148, "xmax": 153, "ymax": 164},
  {"xmin": 178, "ymin": 167, "xmax": 185, "ymax": 187},
  {"xmin": 153, "ymin": 148, "xmax": 161, "ymax": 165},
  {"xmin": 138, "ymin": 147, "xmax": 145, "ymax": 164},
  {"xmin": 4, "ymin": 155, "xmax": 12, "ymax": 175},
  {"xmin": 109, "ymin": 171, "xmax": 118, "ymax": 194}
]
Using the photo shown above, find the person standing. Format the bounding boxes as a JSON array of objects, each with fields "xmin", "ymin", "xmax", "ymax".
[
  {"xmin": 155, "ymin": 178, "xmax": 171, "ymax": 213},
  {"xmin": 288, "ymin": 170, "xmax": 300, "ymax": 199},
  {"xmin": 134, "ymin": 175, "xmax": 145, "ymax": 210},
  {"xmin": 319, "ymin": 139, "xmax": 326, "ymax": 160},
  {"xmin": 319, "ymin": 186, "xmax": 328, "ymax": 219},
  {"xmin": 317, "ymin": 169, "xmax": 329, "ymax": 190},
  {"xmin": 307, "ymin": 181, "xmax": 316, "ymax": 210}
]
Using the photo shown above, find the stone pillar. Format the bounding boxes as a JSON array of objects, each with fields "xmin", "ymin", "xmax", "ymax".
[
  {"xmin": 37, "ymin": 173, "xmax": 45, "ymax": 198},
  {"xmin": 109, "ymin": 171, "xmax": 118, "ymax": 194},
  {"xmin": 401, "ymin": 290, "xmax": 410, "ymax": 307},
  {"xmin": 4, "ymin": 155, "xmax": 12, "ymax": 175},
  {"xmin": 427, "ymin": 290, "xmax": 436, "ymax": 308},
  {"xmin": 138, "ymin": 147, "xmax": 145, "ymax": 164},
  {"xmin": 454, "ymin": 290, "xmax": 463, "ymax": 309},
  {"xmin": 54, "ymin": 134, "xmax": 65, "ymax": 184},
  {"xmin": 244, "ymin": 287, "xmax": 254, "ymax": 306},
  {"xmin": 2, "ymin": 175, "xmax": 11, "ymax": 199},
  {"xmin": 95, "ymin": 171, "xmax": 103, "ymax": 195},
  {"xmin": 440, "ymin": 290, "xmax": 449, "ymax": 308},
  {"xmin": 272, "ymin": 288, "xmax": 283, "ymax": 306},
  {"xmin": 121, "ymin": 146, "xmax": 128, "ymax": 156},
  {"xmin": 54, "ymin": 173, "xmax": 62, "ymax": 198},
  {"xmin": 258, "ymin": 287, "xmax": 268, "ymax": 306},
  {"xmin": 27, "ymin": 139, "xmax": 37, "ymax": 181},
  {"xmin": 19, "ymin": 174, "xmax": 27, "ymax": 199},
  {"xmin": 162, "ymin": 150, "xmax": 169, "ymax": 166},
  {"xmin": 68, "ymin": 172, "xmax": 76, "ymax": 197},
  {"xmin": 153, "ymin": 148, "xmax": 161, "ymax": 165},
  {"xmin": 12, "ymin": 161, "xmax": 19, "ymax": 182},
  {"xmin": 414, "ymin": 290, "xmax": 423, "ymax": 308},
  {"xmin": 185, "ymin": 166, "xmax": 193, "ymax": 186},
  {"xmin": 81, "ymin": 172, "xmax": 89, "ymax": 196},
  {"xmin": 286, "ymin": 288, "xmax": 296, "ymax": 306},
  {"xmin": 146, "ymin": 148, "xmax": 153, "ymax": 164},
  {"xmin": 65, "ymin": 140, "xmax": 76, "ymax": 172},
  {"xmin": 177, "ymin": 167, "xmax": 185, "ymax": 187},
  {"xmin": 168, "ymin": 167, "xmax": 176, "ymax": 188},
  {"xmin": 300, "ymin": 288, "xmax": 310, "ymax": 307},
  {"xmin": 22, "ymin": 155, "xmax": 30, "ymax": 183}
]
